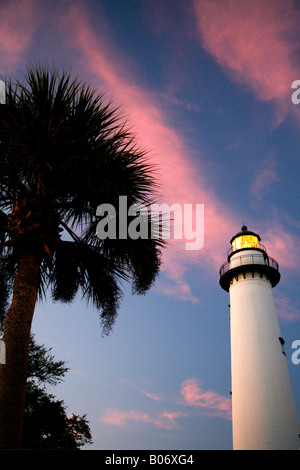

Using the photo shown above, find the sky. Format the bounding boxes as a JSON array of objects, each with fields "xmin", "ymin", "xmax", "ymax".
[{"xmin": 1, "ymin": 0, "xmax": 300, "ymax": 450}]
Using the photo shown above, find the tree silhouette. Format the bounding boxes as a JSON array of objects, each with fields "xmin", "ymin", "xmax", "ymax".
[
  {"xmin": 0, "ymin": 65, "xmax": 164, "ymax": 448},
  {"xmin": 22, "ymin": 335, "xmax": 92, "ymax": 449}
]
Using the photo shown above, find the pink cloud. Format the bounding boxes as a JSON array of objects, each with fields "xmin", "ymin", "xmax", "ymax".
[
  {"xmin": 251, "ymin": 155, "xmax": 279, "ymax": 201},
  {"xmin": 100, "ymin": 377, "xmax": 232, "ymax": 431},
  {"xmin": 154, "ymin": 276, "xmax": 200, "ymax": 304},
  {"xmin": 275, "ymin": 293, "xmax": 300, "ymax": 322},
  {"xmin": 263, "ymin": 225, "xmax": 300, "ymax": 271},
  {"xmin": 0, "ymin": 0, "xmax": 38, "ymax": 69},
  {"xmin": 138, "ymin": 390, "xmax": 164, "ymax": 402},
  {"xmin": 101, "ymin": 409, "xmax": 149, "ymax": 427},
  {"xmin": 180, "ymin": 378, "xmax": 231, "ymax": 420},
  {"xmin": 100, "ymin": 408, "xmax": 186, "ymax": 430},
  {"xmin": 154, "ymin": 411, "xmax": 187, "ymax": 430},
  {"xmin": 58, "ymin": 2, "xmax": 300, "ymax": 301},
  {"xmin": 193, "ymin": 0, "xmax": 300, "ymax": 123}
]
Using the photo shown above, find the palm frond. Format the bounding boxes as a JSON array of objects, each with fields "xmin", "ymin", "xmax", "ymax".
[{"xmin": 50, "ymin": 240, "xmax": 126, "ymax": 334}]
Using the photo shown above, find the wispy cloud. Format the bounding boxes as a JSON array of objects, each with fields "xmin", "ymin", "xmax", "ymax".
[
  {"xmin": 251, "ymin": 155, "xmax": 279, "ymax": 201},
  {"xmin": 0, "ymin": 0, "xmax": 38, "ymax": 70},
  {"xmin": 100, "ymin": 408, "xmax": 187, "ymax": 430},
  {"xmin": 154, "ymin": 276, "xmax": 200, "ymax": 304},
  {"xmin": 100, "ymin": 377, "xmax": 231, "ymax": 431},
  {"xmin": 180, "ymin": 378, "xmax": 232, "ymax": 420},
  {"xmin": 193, "ymin": 0, "xmax": 300, "ymax": 124},
  {"xmin": 275, "ymin": 293, "xmax": 300, "ymax": 323},
  {"xmin": 263, "ymin": 224, "xmax": 300, "ymax": 271}
]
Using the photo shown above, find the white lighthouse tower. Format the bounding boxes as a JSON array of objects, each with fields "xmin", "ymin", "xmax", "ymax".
[{"xmin": 219, "ymin": 225, "xmax": 300, "ymax": 450}]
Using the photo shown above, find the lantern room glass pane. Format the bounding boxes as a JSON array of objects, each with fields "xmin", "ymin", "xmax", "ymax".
[{"xmin": 232, "ymin": 234, "xmax": 259, "ymax": 251}]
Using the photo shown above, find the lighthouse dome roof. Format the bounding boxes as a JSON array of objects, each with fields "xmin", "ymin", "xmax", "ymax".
[{"xmin": 230, "ymin": 225, "xmax": 261, "ymax": 244}]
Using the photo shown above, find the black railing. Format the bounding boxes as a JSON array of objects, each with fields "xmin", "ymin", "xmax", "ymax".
[{"xmin": 219, "ymin": 253, "xmax": 279, "ymax": 278}]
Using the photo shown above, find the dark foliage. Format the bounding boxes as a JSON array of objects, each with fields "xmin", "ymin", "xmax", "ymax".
[{"xmin": 21, "ymin": 335, "xmax": 92, "ymax": 449}]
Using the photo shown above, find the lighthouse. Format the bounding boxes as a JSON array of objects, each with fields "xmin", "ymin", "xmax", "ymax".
[{"xmin": 219, "ymin": 225, "xmax": 300, "ymax": 450}]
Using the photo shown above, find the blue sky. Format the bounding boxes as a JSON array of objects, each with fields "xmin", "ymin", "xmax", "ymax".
[{"xmin": 1, "ymin": 0, "xmax": 300, "ymax": 449}]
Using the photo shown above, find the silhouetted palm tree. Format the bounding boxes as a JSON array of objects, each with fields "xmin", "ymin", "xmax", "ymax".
[{"xmin": 0, "ymin": 65, "xmax": 164, "ymax": 448}]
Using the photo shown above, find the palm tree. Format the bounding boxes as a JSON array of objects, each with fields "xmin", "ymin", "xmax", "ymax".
[{"xmin": 0, "ymin": 65, "xmax": 164, "ymax": 449}]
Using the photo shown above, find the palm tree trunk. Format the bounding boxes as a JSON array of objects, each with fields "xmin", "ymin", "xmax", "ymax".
[{"xmin": 0, "ymin": 250, "xmax": 40, "ymax": 449}]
